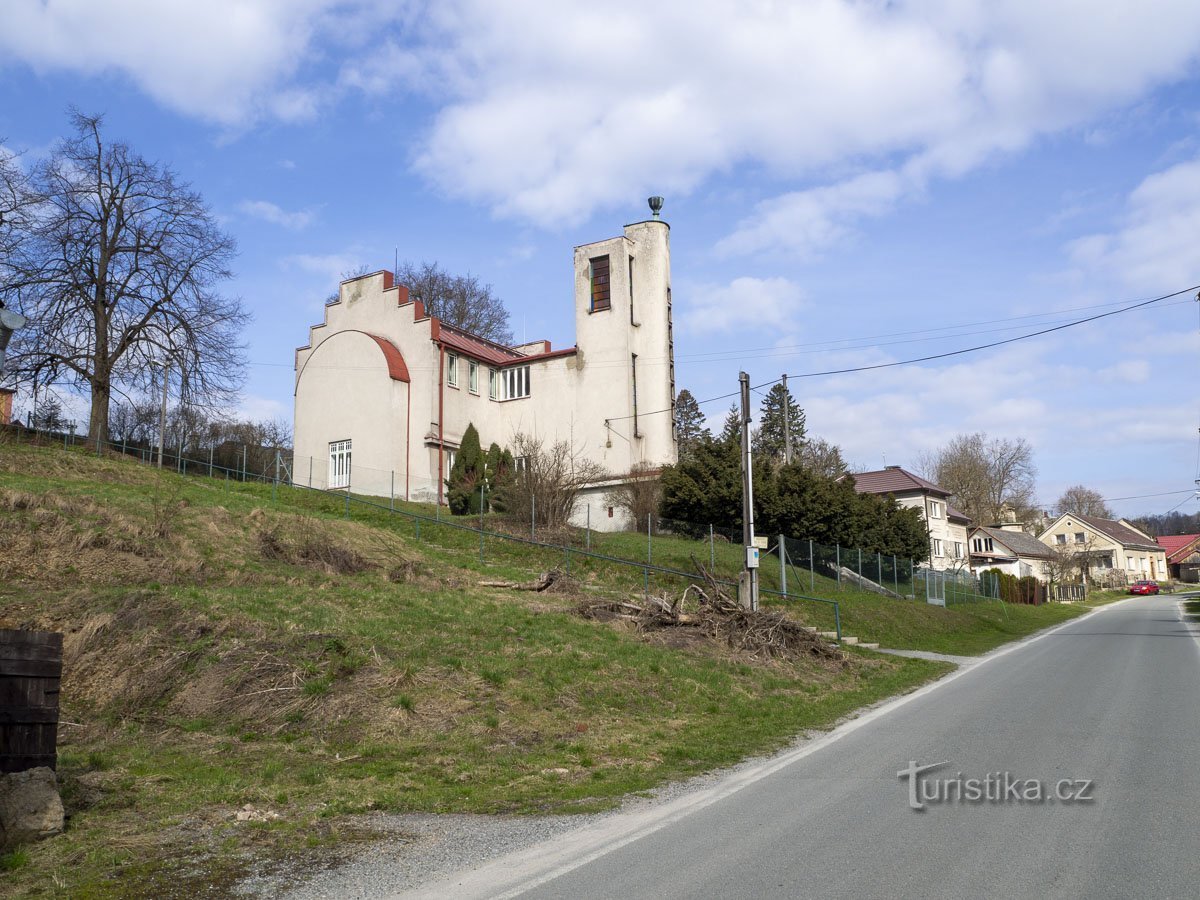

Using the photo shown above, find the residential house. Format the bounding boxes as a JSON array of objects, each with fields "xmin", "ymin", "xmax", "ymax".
[
  {"xmin": 1158, "ymin": 533, "xmax": 1200, "ymax": 583},
  {"xmin": 293, "ymin": 205, "xmax": 677, "ymax": 530},
  {"xmin": 968, "ymin": 523, "xmax": 1055, "ymax": 581},
  {"xmin": 849, "ymin": 466, "xmax": 970, "ymax": 570},
  {"xmin": 1037, "ymin": 513, "xmax": 1167, "ymax": 585}
]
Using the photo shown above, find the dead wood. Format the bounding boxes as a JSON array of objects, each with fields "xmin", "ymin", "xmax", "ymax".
[
  {"xmin": 578, "ymin": 557, "xmax": 845, "ymax": 664},
  {"xmin": 479, "ymin": 569, "xmax": 563, "ymax": 592}
]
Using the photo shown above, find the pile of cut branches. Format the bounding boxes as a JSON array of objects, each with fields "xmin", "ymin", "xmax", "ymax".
[{"xmin": 578, "ymin": 559, "xmax": 845, "ymax": 663}]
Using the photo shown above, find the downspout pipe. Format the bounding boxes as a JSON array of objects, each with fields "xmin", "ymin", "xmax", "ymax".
[{"xmin": 437, "ymin": 344, "xmax": 445, "ymax": 506}]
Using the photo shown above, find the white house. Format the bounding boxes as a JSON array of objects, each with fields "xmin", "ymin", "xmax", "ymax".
[
  {"xmin": 293, "ymin": 205, "xmax": 677, "ymax": 530},
  {"xmin": 968, "ymin": 523, "xmax": 1055, "ymax": 581},
  {"xmin": 848, "ymin": 466, "xmax": 971, "ymax": 571}
]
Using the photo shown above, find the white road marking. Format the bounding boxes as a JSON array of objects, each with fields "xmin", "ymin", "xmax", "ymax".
[{"xmin": 396, "ymin": 598, "xmax": 1135, "ymax": 899}]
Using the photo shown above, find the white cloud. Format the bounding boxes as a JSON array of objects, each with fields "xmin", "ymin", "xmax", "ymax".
[
  {"xmin": 1068, "ymin": 156, "xmax": 1200, "ymax": 290},
  {"xmin": 717, "ymin": 170, "xmax": 910, "ymax": 259},
  {"xmin": 682, "ymin": 277, "xmax": 806, "ymax": 334},
  {"xmin": 5, "ymin": 0, "xmax": 1200, "ymax": 245},
  {"xmin": 0, "ymin": 0, "xmax": 341, "ymax": 125},
  {"xmin": 392, "ymin": 0, "xmax": 1200, "ymax": 232},
  {"xmin": 239, "ymin": 200, "xmax": 316, "ymax": 230},
  {"xmin": 282, "ymin": 253, "xmax": 367, "ymax": 292}
]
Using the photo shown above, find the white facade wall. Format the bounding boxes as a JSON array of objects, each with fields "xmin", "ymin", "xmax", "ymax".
[
  {"xmin": 885, "ymin": 491, "xmax": 969, "ymax": 570},
  {"xmin": 293, "ymin": 218, "xmax": 677, "ymax": 530}
]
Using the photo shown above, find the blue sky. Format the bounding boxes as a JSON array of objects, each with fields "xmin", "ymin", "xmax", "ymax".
[{"xmin": 2, "ymin": 0, "xmax": 1199, "ymax": 520}]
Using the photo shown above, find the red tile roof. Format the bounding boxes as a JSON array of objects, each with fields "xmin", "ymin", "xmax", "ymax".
[
  {"xmin": 1157, "ymin": 533, "xmax": 1200, "ymax": 563},
  {"xmin": 438, "ymin": 323, "xmax": 577, "ymax": 368},
  {"xmin": 365, "ymin": 334, "xmax": 410, "ymax": 383},
  {"xmin": 849, "ymin": 466, "xmax": 950, "ymax": 498},
  {"xmin": 438, "ymin": 326, "xmax": 526, "ymax": 366}
]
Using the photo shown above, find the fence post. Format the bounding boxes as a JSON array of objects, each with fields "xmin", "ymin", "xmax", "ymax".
[
  {"xmin": 586, "ymin": 505, "xmax": 591, "ymax": 550},
  {"xmin": 893, "ymin": 555, "xmax": 898, "ymax": 595},
  {"xmin": 710, "ymin": 524, "xmax": 715, "ymax": 571},
  {"xmin": 809, "ymin": 539, "xmax": 815, "ymax": 593},
  {"xmin": 308, "ymin": 457, "xmax": 313, "ymax": 488},
  {"xmin": 647, "ymin": 514, "xmax": 652, "ymax": 565},
  {"xmin": 241, "ymin": 445, "xmax": 247, "ymax": 482},
  {"xmin": 877, "ymin": 552, "xmax": 882, "ymax": 586},
  {"xmin": 834, "ymin": 603, "xmax": 842, "ymax": 642},
  {"xmin": 479, "ymin": 484, "xmax": 485, "ymax": 564},
  {"xmin": 779, "ymin": 534, "xmax": 786, "ymax": 595},
  {"xmin": 391, "ymin": 471, "xmax": 395, "ymax": 512},
  {"xmin": 531, "ymin": 495, "xmax": 535, "ymax": 542},
  {"xmin": 209, "ymin": 445, "xmax": 214, "ymax": 477},
  {"xmin": 836, "ymin": 544, "xmax": 841, "ymax": 589},
  {"xmin": 272, "ymin": 450, "xmax": 280, "ymax": 504},
  {"xmin": 344, "ymin": 488, "xmax": 350, "ymax": 519},
  {"xmin": 857, "ymin": 548, "xmax": 862, "ymax": 579}
]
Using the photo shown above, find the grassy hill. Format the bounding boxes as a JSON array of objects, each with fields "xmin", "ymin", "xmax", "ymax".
[{"xmin": 0, "ymin": 437, "xmax": 1104, "ymax": 897}]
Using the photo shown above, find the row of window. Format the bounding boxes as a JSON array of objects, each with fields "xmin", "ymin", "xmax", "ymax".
[
  {"xmin": 446, "ymin": 353, "xmax": 531, "ymax": 401},
  {"xmin": 1054, "ymin": 532, "xmax": 1088, "ymax": 545},
  {"xmin": 932, "ymin": 539, "xmax": 964, "ymax": 559},
  {"xmin": 972, "ymin": 537, "xmax": 994, "ymax": 553}
]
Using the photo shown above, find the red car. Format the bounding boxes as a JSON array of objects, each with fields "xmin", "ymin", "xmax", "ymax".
[{"xmin": 1129, "ymin": 580, "xmax": 1160, "ymax": 595}]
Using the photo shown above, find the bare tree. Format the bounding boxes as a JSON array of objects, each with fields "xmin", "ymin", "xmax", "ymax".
[
  {"xmin": 0, "ymin": 144, "xmax": 35, "ymax": 271},
  {"xmin": 2, "ymin": 112, "xmax": 248, "ymax": 446},
  {"xmin": 796, "ymin": 436, "xmax": 848, "ymax": 479},
  {"xmin": 396, "ymin": 260, "xmax": 512, "ymax": 344},
  {"xmin": 606, "ymin": 462, "xmax": 663, "ymax": 532},
  {"xmin": 1055, "ymin": 484, "xmax": 1113, "ymax": 518},
  {"xmin": 919, "ymin": 432, "xmax": 1036, "ymax": 525},
  {"xmin": 500, "ymin": 433, "xmax": 608, "ymax": 530}
]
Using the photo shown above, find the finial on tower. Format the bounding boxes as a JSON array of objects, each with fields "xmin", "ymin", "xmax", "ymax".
[{"xmin": 648, "ymin": 196, "xmax": 664, "ymax": 219}]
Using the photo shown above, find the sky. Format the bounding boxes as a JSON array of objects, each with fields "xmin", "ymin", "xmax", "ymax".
[{"xmin": 2, "ymin": 0, "xmax": 1199, "ymax": 522}]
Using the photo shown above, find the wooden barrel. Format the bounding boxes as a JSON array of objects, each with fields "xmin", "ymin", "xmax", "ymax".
[{"xmin": 0, "ymin": 629, "xmax": 63, "ymax": 773}]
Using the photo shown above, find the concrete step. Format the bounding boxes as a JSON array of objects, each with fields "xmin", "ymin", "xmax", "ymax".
[
  {"xmin": 859, "ymin": 642, "xmax": 880, "ymax": 650},
  {"xmin": 841, "ymin": 636, "xmax": 859, "ymax": 645}
]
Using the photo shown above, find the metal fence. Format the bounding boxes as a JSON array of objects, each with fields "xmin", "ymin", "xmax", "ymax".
[
  {"xmin": 2, "ymin": 425, "xmax": 846, "ymax": 637},
  {"xmin": 915, "ymin": 566, "xmax": 1002, "ymax": 607}
]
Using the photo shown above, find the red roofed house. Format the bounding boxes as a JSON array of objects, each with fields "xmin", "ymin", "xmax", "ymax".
[
  {"xmin": 1158, "ymin": 534, "xmax": 1200, "ymax": 584},
  {"xmin": 848, "ymin": 465, "xmax": 971, "ymax": 570},
  {"xmin": 293, "ymin": 210, "xmax": 677, "ymax": 529}
]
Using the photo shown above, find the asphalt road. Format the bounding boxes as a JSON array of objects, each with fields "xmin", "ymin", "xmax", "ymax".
[{"xmin": 402, "ymin": 595, "xmax": 1200, "ymax": 900}]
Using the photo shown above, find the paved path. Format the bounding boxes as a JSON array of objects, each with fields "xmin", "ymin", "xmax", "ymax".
[{"xmin": 398, "ymin": 596, "xmax": 1200, "ymax": 899}]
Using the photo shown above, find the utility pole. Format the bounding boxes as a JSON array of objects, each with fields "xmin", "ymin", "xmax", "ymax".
[
  {"xmin": 740, "ymin": 372, "xmax": 759, "ymax": 611},
  {"xmin": 782, "ymin": 373, "xmax": 792, "ymax": 465},
  {"xmin": 157, "ymin": 362, "xmax": 169, "ymax": 469}
]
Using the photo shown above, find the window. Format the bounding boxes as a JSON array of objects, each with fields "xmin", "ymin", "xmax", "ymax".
[
  {"xmin": 1074, "ymin": 532, "xmax": 1085, "ymax": 544},
  {"xmin": 1056, "ymin": 534, "xmax": 1067, "ymax": 545},
  {"xmin": 973, "ymin": 538, "xmax": 983, "ymax": 552},
  {"xmin": 928, "ymin": 500, "xmax": 942, "ymax": 519},
  {"xmin": 489, "ymin": 368, "xmax": 498, "ymax": 400},
  {"xmin": 501, "ymin": 365, "xmax": 530, "ymax": 400},
  {"xmin": 589, "ymin": 255, "xmax": 610, "ymax": 311},
  {"xmin": 933, "ymin": 538, "xmax": 944, "ymax": 558},
  {"xmin": 954, "ymin": 542, "xmax": 964, "ymax": 559},
  {"xmin": 328, "ymin": 439, "xmax": 351, "ymax": 489},
  {"xmin": 445, "ymin": 448, "xmax": 456, "ymax": 480},
  {"xmin": 446, "ymin": 352, "xmax": 458, "ymax": 388},
  {"xmin": 628, "ymin": 256, "xmax": 636, "ymax": 325},
  {"xmin": 513, "ymin": 456, "xmax": 528, "ymax": 475},
  {"xmin": 468, "ymin": 360, "xmax": 479, "ymax": 394},
  {"xmin": 1127, "ymin": 556, "xmax": 1134, "ymax": 569}
]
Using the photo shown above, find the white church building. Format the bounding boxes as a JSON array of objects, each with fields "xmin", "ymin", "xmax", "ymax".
[{"xmin": 293, "ymin": 205, "xmax": 677, "ymax": 529}]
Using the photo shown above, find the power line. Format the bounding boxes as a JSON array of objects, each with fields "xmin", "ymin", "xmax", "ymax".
[
  {"xmin": 1100, "ymin": 489, "xmax": 1198, "ymax": 502},
  {"xmin": 775, "ymin": 284, "xmax": 1200, "ymax": 382},
  {"xmin": 608, "ymin": 282, "xmax": 1200, "ymax": 423}
]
